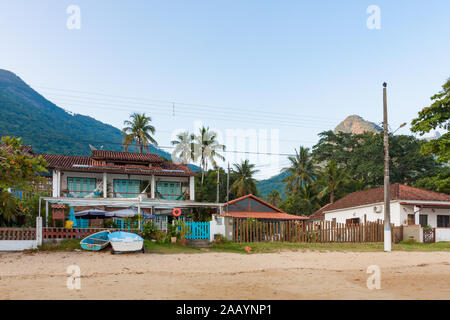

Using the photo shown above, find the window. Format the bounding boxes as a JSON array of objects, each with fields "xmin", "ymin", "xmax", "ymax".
[
  {"xmin": 407, "ymin": 214, "xmax": 415, "ymax": 225},
  {"xmin": 346, "ymin": 218, "xmax": 360, "ymax": 225},
  {"xmin": 156, "ymin": 181, "xmax": 182, "ymax": 200},
  {"xmin": 437, "ymin": 215, "xmax": 450, "ymax": 228},
  {"xmin": 67, "ymin": 177, "xmax": 96, "ymax": 198},
  {"xmin": 419, "ymin": 215, "xmax": 428, "ymax": 227},
  {"xmin": 113, "ymin": 179, "xmax": 141, "ymax": 198}
]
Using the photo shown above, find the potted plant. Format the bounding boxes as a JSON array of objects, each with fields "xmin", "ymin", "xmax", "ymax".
[
  {"xmin": 177, "ymin": 220, "xmax": 189, "ymax": 246},
  {"xmin": 167, "ymin": 224, "xmax": 177, "ymax": 243}
]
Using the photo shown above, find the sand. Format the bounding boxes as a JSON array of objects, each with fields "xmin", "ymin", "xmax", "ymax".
[{"xmin": 0, "ymin": 250, "xmax": 449, "ymax": 299}]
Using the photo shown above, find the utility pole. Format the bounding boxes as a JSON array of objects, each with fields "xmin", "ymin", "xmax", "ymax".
[
  {"xmin": 216, "ymin": 167, "xmax": 220, "ymax": 203},
  {"xmin": 383, "ymin": 82, "xmax": 392, "ymax": 252},
  {"xmin": 226, "ymin": 162, "xmax": 230, "ymax": 214}
]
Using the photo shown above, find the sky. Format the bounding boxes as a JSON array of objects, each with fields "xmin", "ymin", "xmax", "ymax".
[{"xmin": 0, "ymin": 0, "xmax": 449, "ymax": 178}]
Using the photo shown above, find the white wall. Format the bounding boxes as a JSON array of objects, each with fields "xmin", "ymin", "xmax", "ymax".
[
  {"xmin": 0, "ymin": 240, "xmax": 37, "ymax": 251},
  {"xmin": 324, "ymin": 201, "xmax": 402, "ymax": 226},
  {"xmin": 400, "ymin": 205, "xmax": 450, "ymax": 228},
  {"xmin": 325, "ymin": 201, "xmax": 450, "ymax": 228},
  {"xmin": 210, "ymin": 216, "xmax": 225, "ymax": 240},
  {"xmin": 210, "ymin": 215, "xmax": 234, "ymax": 241},
  {"xmin": 436, "ymin": 228, "xmax": 450, "ymax": 242}
]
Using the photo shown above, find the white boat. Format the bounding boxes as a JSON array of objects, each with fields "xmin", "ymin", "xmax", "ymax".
[{"xmin": 108, "ymin": 231, "xmax": 144, "ymax": 253}]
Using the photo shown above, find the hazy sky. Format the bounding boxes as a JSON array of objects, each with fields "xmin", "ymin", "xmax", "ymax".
[{"xmin": 1, "ymin": 1, "xmax": 449, "ymax": 178}]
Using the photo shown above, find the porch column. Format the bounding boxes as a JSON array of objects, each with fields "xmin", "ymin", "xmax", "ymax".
[
  {"xmin": 103, "ymin": 172, "xmax": 107, "ymax": 198},
  {"xmin": 52, "ymin": 170, "xmax": 59, "ymax": 197},
  {"xmin": 151, "ymin": 175, "xmax": 155, "ymax": 199},
  {"xmin": 189, "ymin": 176, "xmax": 195, "ymax": 201},
  {"xmin": 414, "ymin": 205, "xmax": 420, "ymax": 225},
  {"xmin": 45, "ymin": 200, "xmax": 49, "ymax": 227}
]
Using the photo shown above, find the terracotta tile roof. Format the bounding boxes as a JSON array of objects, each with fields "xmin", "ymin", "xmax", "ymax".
[
  {"xmin": 91, "ymin": 150, "xmax": 163, "ymax": 163},
  {"xmin": 308, "ymin": 203, "xmax": 333, "ymax": 221},
  {"xmin": 222, "ymin": 194, "xmax": 307, "ymax": 220},
  {"xmin": 324, "ymin": 184, "xmax": 450, "ymax": 213},
  {"xmin": 224, "ymin": 211, "xmax": 307, "ymax": 220},
  {"xmin": 40, "ymin": 153, "xmax": 195, "ymax": 177},
  {"xmin": 0, "ymin": 144, "xmax": 33, "ymax": 154}
]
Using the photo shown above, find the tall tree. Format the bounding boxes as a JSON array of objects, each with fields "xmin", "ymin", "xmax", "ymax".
[
  {"xmin": 121, "ymin": 113, "xmax": 157, "ymax": 153},
  {"xmin": 171, "ymin": 131, "xmax": 194, "ymax": 164},
  {"xmin": 316, "ymin": 160, "xmax": 348, "ymax": 204},
  {"xmin": 267, "ymin": 190, "xmax": 282, "ymax": 207},
  {"xmin": 281, "ymin": 146, "xmax": 316, "ymax": 195},
  {"xmin": 411, "ymin": 77, "xmax": 450, "ymax": 162},
  {"xmin": 193, "ymin": 127, "xmax": 225, "ymax": 183},
  {"xmin": 0, "ymin": 137, "xmax": 48, "ymax": 223},
  {"xmin": 312, "ymin": 131, "xmax": 440, "ymax": 189},
  {"xmin": 230, "ymin": 160, "xmax": 259, "ymax": 197},
  {"xmin": 280, "ymin": 184, "xmax": 319, "ymax": 216}
]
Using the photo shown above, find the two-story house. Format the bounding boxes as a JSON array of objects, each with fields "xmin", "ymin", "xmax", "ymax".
[{"xmin": 41, "ymin": 150, "xmax": 196, "ymax": 201}]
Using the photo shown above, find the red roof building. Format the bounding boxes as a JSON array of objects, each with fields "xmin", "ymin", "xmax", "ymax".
[
  {"xmin": 220, "ymin": 194, "xmax": 307, "ymax": 221},
  {"xmin": 312, "ymin": 184, "xmax": 450, "ymax": 235},
  {"xmin": 40, "ymin": 149, "xmax": 196, "ymax": 201}
]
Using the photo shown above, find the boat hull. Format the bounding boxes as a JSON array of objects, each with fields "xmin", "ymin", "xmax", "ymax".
[
  {"xmin": 80, "ymin": 230, "xmax": 110, "ymax": 251},
  {"xmin": 108, "ymin": 231, "xmax": 144, "ymax": 253}
]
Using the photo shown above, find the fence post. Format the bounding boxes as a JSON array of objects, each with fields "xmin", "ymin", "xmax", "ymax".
[{"xmin": 36, "ymin": 216, "xmax": 42, "ymax": 246}]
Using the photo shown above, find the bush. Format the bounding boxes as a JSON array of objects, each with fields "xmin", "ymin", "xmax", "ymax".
[
  {"xmin": 213, "ymin": 234, "xmax": 229, "ymax": 245},
  {"xmin": 104, "ymin": 220, "xmax": 118, "ymax": 229},
  {"xmin": 142, "ymin": 220, "xmax": 159, "ymax": 240}
]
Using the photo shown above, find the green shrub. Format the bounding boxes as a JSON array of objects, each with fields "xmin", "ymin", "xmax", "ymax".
[{"xmin": 142, "ymin": 220, "xmax": 159, "ymax": 240}]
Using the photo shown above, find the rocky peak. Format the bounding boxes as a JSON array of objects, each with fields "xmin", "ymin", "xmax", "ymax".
[{"xmin": 334, "ymin": 115, "xmax": 382, "ymax": 134}]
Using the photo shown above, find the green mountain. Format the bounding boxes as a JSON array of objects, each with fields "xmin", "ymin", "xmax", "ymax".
[
  {"xmin": 257, "ymin": 115, "xmax": 382, "ymax": 199},
  {"xmin": 257, "ymin": 171, "xmax": 289, "ymax": 200},
  {"xmin": 0, "ymin": 69, "xmax": 172, "ymax": 158}
]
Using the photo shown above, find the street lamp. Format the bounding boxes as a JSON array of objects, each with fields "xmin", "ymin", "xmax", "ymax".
[{"xmin": 392, "ymin": 122, "xmax": 407, "ymax": 134}]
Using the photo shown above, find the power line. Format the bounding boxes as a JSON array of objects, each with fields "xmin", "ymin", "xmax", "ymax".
[
  {"xmin": 1, "ymin": 132, "xmax": 299, "ymax": 157},
  {"xmin": 35, "ymin": 85, "xmax": 341, "ymax": 123},
  {"xmin": 42, "ymin": 94, "xmax": 336, "ymax": 130}
]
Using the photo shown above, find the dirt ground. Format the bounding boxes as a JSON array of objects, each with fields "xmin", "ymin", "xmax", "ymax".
[{"xmin": 0, "ymin": 250, "xmax": 449, "ymax": 299}]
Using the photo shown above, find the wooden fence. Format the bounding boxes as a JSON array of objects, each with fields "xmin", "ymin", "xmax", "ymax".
[
  {"xmin": 233, "ymin": 219, "xmax": 402, "ymax": 243},
  {"xmin": 0, "ymin": 228, "xmax": 36, "ymax": 240},
  {"xmin": 43, "ymin": 227, "xmax": 141, "ymax": 239}
]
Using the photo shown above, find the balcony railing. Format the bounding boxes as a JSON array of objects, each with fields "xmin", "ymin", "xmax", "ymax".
[
  {"xmin": 63, "ymin": 190, "xmax": 102, "ymax": 198},
  {"xmin": 60, "ymin": 190, "xmax": 189, "ymax": 200}
]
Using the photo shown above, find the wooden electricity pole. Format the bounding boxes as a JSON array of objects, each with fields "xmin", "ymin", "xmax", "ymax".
[
  {"xmin": 383, "ymin": 82, "xmax": 392, "ymax": 252},
  {"xmin": 216, "ymin": 167, "xmax": 220, "ymax": 203},
  {"xmin": 226, "ymin": 162, "xmax": 230, "ymax": 214}
]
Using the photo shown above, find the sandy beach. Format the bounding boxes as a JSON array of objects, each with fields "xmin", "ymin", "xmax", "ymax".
[{"xmin": 0, "ymin": 250, "xmax": 449, "ymax": 300}]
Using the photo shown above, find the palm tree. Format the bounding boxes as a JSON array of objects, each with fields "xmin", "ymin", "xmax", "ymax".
[
  {"xmin": 193, "ymin": 127, "xmax": 225, "ymax": 183},
  {"xmin": 267, "ymin": 190, "xmax": 281, "ymax": 207},
  {"xmin": 316, "ymin": 160, "xmax": 348, "ymax": 204},
  {"xmin": 281, "ymin": 146, "xmax": 316, "ymax": 195},
  {"xmin": 230, "ymin": 160, "xmax": 259, "ymax": 196},
  {"xmin": 121, "ymin": 113, "xmax": 157, "ymax": 153},
  {"xmin": 171, "ymin": 131, "xmax": 194, "ymax": 164}
]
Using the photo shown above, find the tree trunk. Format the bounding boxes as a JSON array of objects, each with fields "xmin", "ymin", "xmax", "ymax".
[{"xmin": 330, "ymin": 183, "xmax": 335, "ymax": 204}]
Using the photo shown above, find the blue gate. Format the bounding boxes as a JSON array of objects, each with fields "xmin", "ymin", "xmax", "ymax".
[{"xmin": 186, "ymin": 222, "xmax": 210, "ymax": 240}]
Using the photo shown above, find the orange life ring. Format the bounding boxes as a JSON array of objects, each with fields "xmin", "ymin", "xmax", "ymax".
[{"xmin": 172, "ymin": 208, "xmax": 181, "ymax": 217}]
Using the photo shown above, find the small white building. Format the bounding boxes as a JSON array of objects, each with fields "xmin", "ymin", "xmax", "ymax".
[{"xmin": 310, "ymin": 184, "xmax": 450, "ymax": 242}]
